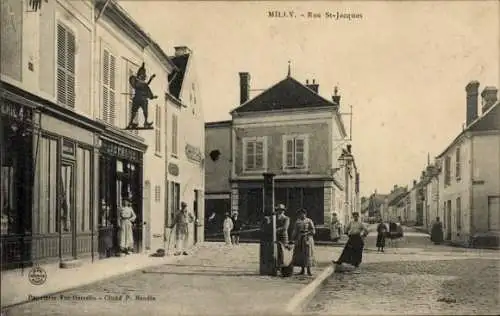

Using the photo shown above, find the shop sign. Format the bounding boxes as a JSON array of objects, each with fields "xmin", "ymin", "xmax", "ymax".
[
  {"xmin": 101, "ymin": 139, "xmax": 142, "ymax": 163},
  {"xmin": 0, "ymin": 99, "xmax": 33, "ymax": 122},
  {"xmin": 168, "ymin": 163, "xmax": 179, "ymax": 176},
  {"xmin": 185, "ymin": 144, "xmax": 202, "ymax": 162}
]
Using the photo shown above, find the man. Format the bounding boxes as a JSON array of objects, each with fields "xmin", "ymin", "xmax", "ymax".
[
  {"xmin": 230, "ymin": 211, "xmax": 243, "ymax": 245},
  {"xmin": 332, "ymin": 212, "xmax": 368, "ymax": 273},
  {"xmin": 275, "ymin": 204, "xmax": 291, "ymax": 269},
  {"xmin": 170, "ymin": 201, "xmax": 195, "ymax": 256}
]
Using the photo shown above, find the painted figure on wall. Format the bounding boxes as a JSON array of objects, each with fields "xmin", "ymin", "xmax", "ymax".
[{"xmin": 127, "ymin": 62, "xmax": 158, "ymax": 129}]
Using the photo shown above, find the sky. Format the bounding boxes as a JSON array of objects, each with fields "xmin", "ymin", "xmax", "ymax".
[{"xmin": 119, "ymin": 0, "xmax": 499, "ymax": 198}]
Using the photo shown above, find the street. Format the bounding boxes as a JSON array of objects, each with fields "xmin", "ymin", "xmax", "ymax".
[
  {"xmin": 3, "ymin": 227, "xmax": 499, "ymax": 316},
  {"xmin": 305, "ymin": 226, "xmax": 500, "ymax": 315}
]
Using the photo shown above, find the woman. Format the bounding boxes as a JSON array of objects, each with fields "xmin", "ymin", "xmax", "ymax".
[
  {"xmin": 333, "ymin": 212, "xmax": 368, "ymax": 273},
  {"xmin": 330, "ymin": 213, "xmax": 341, "ymax": 242},
  {"xmin": 291, "ymin": 208, "xmax": 316, "ymax": 276},
  {"xmin": 430, "ymin": 217, "xmax": 444, "ymax": 244},
  {"xmin": 231, "ymin": 211, "xmax": 243, "ymax": 245},
  {"xmin": 119, "ymin": 198, "xmax": 136, "ymax": 255},
  {"xmin": 376, "ymin": 218, "xmax": 387, "ymax": 252},
  {"xmin": 223, "ymin": 212, "xmax": 234, "ymax": 245}
]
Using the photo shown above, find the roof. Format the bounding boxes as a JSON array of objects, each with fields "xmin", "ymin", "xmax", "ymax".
[
  {"xmin": 388, "ymin": 189, "xmax": 408, "ymax": 206},
  {"xmin": 168, "ymin": 54, "xmax": 190, "ymax": 99},
  {"xmin": 230, "ymin": 76, "xmax": 338, "ymax": 114},
  {"xmin": 205, "ymin": 120, "xmax": 232, "ymax": 128},
  {"xmin": 437, "ymin": 101, "xmax": 499, "ymax": 158}
]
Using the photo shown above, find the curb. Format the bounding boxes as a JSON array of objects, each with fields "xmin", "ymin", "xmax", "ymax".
[
  {"xmin": 1, "ymin": 244, "xmax": 203, "ymax": 310},
  {"xmin": 284, "ymin": 265, "xmax": 334, "ymax": 315}
]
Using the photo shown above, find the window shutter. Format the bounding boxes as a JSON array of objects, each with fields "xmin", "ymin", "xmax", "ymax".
[
  {"xmin": 172, "ymin": 114, "xmax": 178, "ymax": 155},
  {"xmin": 102, "ymin": 49, "xmax": 109, "ymax": 122},
  {"xmin": 295, "ymin": 138, "xmax": 305, "ymax": 167},
  {"xmin": 285, "ymin": 138, "xmax": 294, "ymax": 167},
  {"xmin": 66, "ymin": 30, "xmax": 76, "ymax": 107},
  {"xmin": 255, "ymin": 140, "xmax": 264, "ymax": 168},
  {"xmin": 245, "ymin": 141, "xmax": 254, "ymax": 169},
  {"xmin": 56, "ymin": 24, "xmax": 67, "ymax": 106},
  {"xmin": 109, "ymin": 54, "xmax": 116, "ymax": 124}
]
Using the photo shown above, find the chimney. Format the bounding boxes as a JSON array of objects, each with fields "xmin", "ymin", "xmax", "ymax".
[
  {"xmin": 239, "ymin": 72, "xmax": 251, "ymax": 105},
  {"xmin": 174, "ymin": 46, "xmax": 192, "ymax": 56},
  {"xmin": 332, "ymin": 86, "xmax": 341, "ymax": 105},
  {"xmin": 481, "ymin": 86, "xmax": 498, "ymax": 113},
  {"xmin": 465, "ymin": 81, "xmax": 480, "ymax": 126},
  {"xmin": 306, "ymin": 78, "xmax": 319, "ymax": 93}
]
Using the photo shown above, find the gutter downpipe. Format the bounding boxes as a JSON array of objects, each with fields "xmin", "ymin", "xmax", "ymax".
[{"xmin": 469, "ymin": 134, "xmax": 474, "ymax": 247}]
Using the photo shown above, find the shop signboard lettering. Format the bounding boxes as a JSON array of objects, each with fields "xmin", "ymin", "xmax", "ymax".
[{"xmin": 0, "ymin": 99, "xmax": 33, "ymax": 122}]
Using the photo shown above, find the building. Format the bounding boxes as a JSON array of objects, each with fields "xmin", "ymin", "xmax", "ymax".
[
  {"xmin": 0, "ymin": 0, "xmax": 204, "ymax": 270},
  {"xmin": 204, "ymin": 120, "xmax": 232, "ymax": 233},
  {"xmin": 205, "ymin": 70, "xmax": 355, "ymax": 235},
  {"xmin": 381, "ymin": 185, "xmax": 408, "ymax": 223},
  {"xmin": 165, "ymin": 46, "xmax": 205, "ymax": 248},
  {"xmin": 366, "ymin": 191, "xmax": 387, "ymax": 220},
  {"xmin": 435, "ymin": 81, "xmax": 500, "ymax": 246},
  {"xmin": 421, "ymin": 162, "xmax": 441, "ymax": 231},
  {"xmin": 407, "ymin": 179, "xmax": 425, "ymax": 226}
]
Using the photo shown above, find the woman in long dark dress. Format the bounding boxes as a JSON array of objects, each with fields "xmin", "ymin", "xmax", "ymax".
[
  {"xmin": 333, "ymin": 212, "xmax": 368, "ymax": 273},
  {"xmin": 376, "ymin": 219, "xmax": 387, "ymax": 252},
  {"xmin": 291, "ymin": 208, "xmax": 316, "ymax": 276},
  {"xmin": 430, "ymin": 217, "xmax": 444, "ymax": 244}
]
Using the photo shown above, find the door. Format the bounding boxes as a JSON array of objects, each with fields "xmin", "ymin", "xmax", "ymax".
[
  {"xmin": 446, "ymin": 200, "xmax": 452, "ymax": 240},
  {"xmin": 143, "ymin": 181, "xmax": 151, "ymax": 250},
  {"xmin": 488, "ymin": 196, "xmax": 500, "ymax": 231},
  {"xmin": 60, "ymin": 162, "xmax": 76, "ymax": 259},
  {"xmin": 193, "ymin": 190, "xmax": 199, "ymax": 244}
]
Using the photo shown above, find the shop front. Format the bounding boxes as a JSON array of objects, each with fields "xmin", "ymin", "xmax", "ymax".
[
  {"xmin": 0, "ymin": 89, "xmax": 36, "ymax": 270},
  {"xmin": 98, "ymin": 134, "xmax": 146, "ymax": 259}
]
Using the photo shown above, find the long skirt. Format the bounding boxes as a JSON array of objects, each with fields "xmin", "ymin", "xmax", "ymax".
[
  {"xmin": 376, "ymin": 232, "xmax": 386, "ymax": 248},
  {"xmin": 337, "ymin": 234, "xmax": 364, "ymax": 267},
  {"xmin": 119, "ymin": 220, "xmax": 134, "ymax": 249},
  {"xmin": 291, "ymin": 235, "xmax": 315, "ymax": 267}
]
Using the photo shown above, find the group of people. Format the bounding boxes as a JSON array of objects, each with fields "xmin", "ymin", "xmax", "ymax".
[
  {"xmin": 374, "ymin": 217, "xmax": 404, "ymax": 252},
  {"xmin": 223, "ymin": 211, "xmax": 243, "ymax": 245}
]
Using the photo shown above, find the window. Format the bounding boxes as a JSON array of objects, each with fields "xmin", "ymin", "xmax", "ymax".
[
  {"xmin": 171, "ymin": 114, "xmax": 178, "ymax": 156},
  {"xmin": 102, "ymin": 48, "xmax": 116, "ymax": 124},
  {"xmin": 456, "ymin": 197, "xmax": 461, "ymax": 230},
  {"xmin": 155, "ymin": 105, "xmax": 161, "ymax": 154},
  {"xmin": 154, "ymin": 185, "xmax": 161, "ymax": 203},
  {"xmin": 125, "ymin": 61, "xmax": 138, "ymax": 135},
  {"xmin": 444, "ymin": 155, "xmax": 451, "ymax": 186},
  {"xmin": 169, "ymin": 182, "xmax": 180, "ymax": 225},
  {"xmin": 455, "ymin": 147, "xmax": 461, "ymax": 181},
  {"xmin": 243, "ymin": 137, "xmax": 267, "ymax": 171},
  {"xmin": 57, "ymin": 23, "xmax": 76, "ymax": 108},
  {"xmin": 283, "ymin": 135, "xmax": 309, "ymax": 169},
  {"xmin": 76, "ymin": 147, "xmax": 92, "ymax": 232}
]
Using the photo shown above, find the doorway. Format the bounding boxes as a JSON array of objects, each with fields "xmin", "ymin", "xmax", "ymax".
[
  {"xmin": 60, "ymin": 161, "xmax": 76, "ymax": 260},
  {"xmin": 193, "ymin": 190, "xmax": 199, "ymax": 244},
  {"xmin": 488, "ymin": 196, "xmax": 500, "ymax": 231},
  {"xmin": 446, "ymin": 200, "xmax": 452, "ymax": 240}
]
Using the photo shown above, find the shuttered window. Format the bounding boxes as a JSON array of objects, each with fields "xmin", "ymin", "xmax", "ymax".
[
  {"xmin": 57, "ymin": 23, "xmax": 76, "ymax": 108},
  {"xmin": 102, "ymin": 48, "xmax": 116, "ymax": 124},
  {"xmin": 455, "ymin": 147, "xmax": 461, "ymax": 180},
  {"xmin": 171, "ymin": 114, "xmax": 178, "ymax": 156},
  {"xmin": 243, "ymin": 137, "xmax": 266, "ymax": 171},
  {"xmin": 155, "ymin": 104, "xmax": 161, "ymax": 154},
  {"xmin": 283, "ymin": 135, "xmax": 309, "ymax": 169},
  {"xmin": 155, "ymin": 185, "xmax": 161, "ymax": 203}
]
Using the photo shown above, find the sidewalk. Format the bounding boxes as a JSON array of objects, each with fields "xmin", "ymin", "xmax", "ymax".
[
  {"xmin": 2, "ymin": 243, "xmax": 336, "ymax": 316},
  {"xmin": 1, "ymin": 245, "xmax": 202, "ymax": 308}
]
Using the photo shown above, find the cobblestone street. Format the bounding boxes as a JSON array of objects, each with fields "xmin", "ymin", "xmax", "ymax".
[
  {"xmin": 3, "ymin": 243, "xmax": 331, "ymax": 316},
  {"xmin": 305, "ymin": 231, "xmax": 500, "ymax": 316}
]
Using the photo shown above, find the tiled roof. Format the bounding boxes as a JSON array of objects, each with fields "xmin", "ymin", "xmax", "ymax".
[
  {"xmin": 231, "ymin": 76, "xmax": 338, "ymax": 114},
  {"xmin": 437, "ymin": 101, "xmax": 499, "ymax": 158},
  {"xmin": 168, "ymin": 54, "xmax": 189, "ymax": 99}
]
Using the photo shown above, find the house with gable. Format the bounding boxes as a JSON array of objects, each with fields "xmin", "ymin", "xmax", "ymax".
[
  {"xmin": 164, "ymin": 46, "xmax": 206, "ymax": 249},
  {"xmin": 222, "ymin": 68, "xmax": 355, "ymax": 233},
  {"xmin": 436, "ymin": 81, "xmax": 500, "ymax": 246}
]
